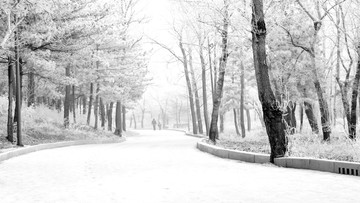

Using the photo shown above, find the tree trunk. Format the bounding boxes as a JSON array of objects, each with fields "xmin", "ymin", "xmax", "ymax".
[
  {"xmin": 208, "ymin": 38, "xmax": 215, "ymax": 103},
  {"xmin": 122, "ymin": 105, "xmax": 126, "ymax": 131},
  {"xmin": 114, "ymin": 101, "xmax": 122, "ymax": 136},
  {"xmin": 209, "ymin": 1, "xmax": 229, "ymax": 142},
  {"xmin": 13, "ymin": 58, "xmax": 22, "ymax": 124},
  {"xmin": 246, "ymin": 108, "xmax": 251, "ymax": 131},
  {"xmin": 304, "ymin": 101, "xmax": 319, "ymax": 134},
  {"xmin": 213, "ymin": 43, "xmax": 218, "ymax": 100},
  {"xmin": 133, "ymin": 111, "xmax": 137, "ymax": 129},
  {"xmin": 219, "ymin": 113, "xmax": 225, "ymax": 134},
  {"xmin": 300, "ymin": 103, "xmax": 304, "ymax": 132},
  {"xmin": 82, "ymin": 95, "xmax": 87, "ymax": 115},
  {"xmin": 64, "ymin": 67, "xmax": 71, "ymax": 128},
  {"xmin": 7, "ymin": 57, "xmax": 14, "ymax": 142},
  {"xmin": 108, "ymin": 102, "xmax": 114, "ymax": 131},
  {"xmin": 87, "ymin": 83, "xmax": 94, "ymax": 125},
  {"xmin": 56, "ymin": 99, "xmax": 62, "ymax": 112},
  {"xmin": 251, "ymin": 0, "xmax": 287, "ymax": 162},
  {"xmin": 284, "ymin": 101, "xmax": 297, "ymax": 134},
  {"xmin": 313, "ymin": 72, "xmax": 331, "ymax": 140},
  {"xmin": 129, "ymin": 113, "xmax": 133, "ymax": 128},
  {"xmin": 233, "ymin": 109, "xmax": 240, "ymax": 135},
  {"xmin": 100, "ymin": 98, "xmax": 106, "ymax": 128},
  {"xmin": 240, "ymin": 61, "xmax": 246, "ymax": 137},
  {"xmin": 27, "ymin": 70, "xmax": 35, "ymax": 107},
  {"xmin": 94, "ymin": 83, "xmax": 100, "ymax": 129},
  {"xmin": 179, "ymin": 39, "xmax": 198, "ymax": 134},
  {"xmin": 349, "ymin": 45, "xmax": 360, "ymax": 140},
  {"xmin": 200, "ymin": 42, "xmax": 210, "ymax": 136},
  {"xmin": 334, "ymin": 5, "xmax": 341, "ymax": 127},
  {"xmin": 189, "ymin": 48, "xmax": 203, "ymax": 134},
  {"xmin": 72, "ymin": 85, "xmax": 76, "ymax": 123}
]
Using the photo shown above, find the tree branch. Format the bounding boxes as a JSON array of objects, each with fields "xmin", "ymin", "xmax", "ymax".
[
  {"xmin": 148, "ymin": 37, "xmax": 184, "ymax": 63},
  {"xmin": 320, "ymin": 0, "xmax": 347, "ymax": 20},
  {"xmin": 295, "ymin": 0, "xmax": 316, "ymax": 21},
  {"xmin": 279, "ymin": 25, "xmax": 314, "ymax": 56}
]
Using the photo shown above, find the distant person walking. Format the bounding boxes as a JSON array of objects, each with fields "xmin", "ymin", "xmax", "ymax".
[
  {"xmin": 152, "ymin": 118, "xmax": 157, "ymax": 130},
  {"xmin": 158, "ymin": 121, "xmax": 162, "ymax": 130}
]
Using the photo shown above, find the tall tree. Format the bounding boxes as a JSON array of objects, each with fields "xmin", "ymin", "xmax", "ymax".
[
  {"xmin": 209, "ymin": 0, "xmax": 229, "ymax": 142},
  {"xmin": 240, "ymin": 60, "xmax": 246, "ymax": 137},
  {"xmin": 114, "ymin": 101, "xmax": 122, "ymax": 136},
  {"xmin": 188, "ymin": 48, "xmax": 203, "ymax": 134},
  {"xmin": 251, "ymin": 0, "xmax": 287, "ymax": 162}
]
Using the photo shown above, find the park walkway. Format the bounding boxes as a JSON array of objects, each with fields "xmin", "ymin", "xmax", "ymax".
[{"xmin": 0, "ymin": 130, "xmax": 359, "ymax": 202}]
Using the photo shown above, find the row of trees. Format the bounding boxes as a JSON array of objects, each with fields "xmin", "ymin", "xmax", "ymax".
[
  {"xmin": 157, "ymin": 0, "xmax": 360, "ymax": 162},
  {"xmin": 0, "ymin": 0, "xmax": 149, "ymax": 145}
]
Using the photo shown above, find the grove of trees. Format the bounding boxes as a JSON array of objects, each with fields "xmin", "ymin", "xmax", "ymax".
[
  {"xmin": 150, "ymin": 0, "xmax": 360, "ymax": 162},
  {"xmin": 0, "ymin": 0, "xmax": 149, "ymax": 144}
]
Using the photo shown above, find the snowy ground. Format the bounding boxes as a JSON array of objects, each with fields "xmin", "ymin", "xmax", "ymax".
[{"xmin": 0, "ymin": 130, "xmax": 359, "ymax": 203}]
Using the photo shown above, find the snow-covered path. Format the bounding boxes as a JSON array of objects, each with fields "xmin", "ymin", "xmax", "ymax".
[{"xmin": 0, "ymin": 130, "xmax": 359, "ymax": 203}]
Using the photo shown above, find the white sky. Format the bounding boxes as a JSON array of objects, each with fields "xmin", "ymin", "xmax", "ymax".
[{"xmin": 139, "ymin": 0, "xmax": 187, "ymax": 107}]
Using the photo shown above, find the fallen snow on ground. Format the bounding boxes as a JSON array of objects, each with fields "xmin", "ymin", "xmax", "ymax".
[{"xmin": 0, "ymin": 130, "xmax": 359, "ymax": 203}]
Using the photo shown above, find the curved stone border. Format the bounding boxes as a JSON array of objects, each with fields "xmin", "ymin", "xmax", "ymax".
[
  {"xmin": 197, "ymin": 140, "xmax": 360, "ymax": 176},
  {"xmin": 167, "ymin": 128, "xmax": 205, "ymax": 138},
  {"xmin": 197, "ymin": 140, "xmax": 269, "ymax": 164},
  {"xmin": 0, "ymin": 138, "xmax": 125, "ymax": 163}
]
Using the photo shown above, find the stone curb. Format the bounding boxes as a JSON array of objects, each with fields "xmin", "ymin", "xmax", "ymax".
[
  {"xmin": 197, "ymin": 141, "xmax": 270, "ymax": 164},
  {"xmin": 167, "ymin": 128, "xmax": 206, "ymax": 138},
  {"xmin": 197, "ymin": 140, "xmax": 360, "ymax": 177},
  {"xmin": 0, "ymin": 138, "xmax": 126, "ymax": 163}
]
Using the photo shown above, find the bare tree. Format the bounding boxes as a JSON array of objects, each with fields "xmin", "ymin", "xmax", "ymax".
[{"xmin": 252, "ymin": 0, "xmax": 287, "ymax": 162}]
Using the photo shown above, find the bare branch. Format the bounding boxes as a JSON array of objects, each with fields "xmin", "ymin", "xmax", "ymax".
[
  {"xmin": 320, "ymin": 0, "xmax": 347, "ymax": 20},
  {"xmin": 278, "ymin": 25, "xmax": 314, "ymax": 56},
  {"xmin": 148, "ymin": 37, "xmax": 183, "ymax": 63},
  {"xmin": 295, "ymin": 0, "xmax": 316, "ymax": 21}
]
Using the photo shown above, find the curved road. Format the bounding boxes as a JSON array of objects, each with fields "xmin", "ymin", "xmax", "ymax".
[{"xmin": 0, "ymin": 130, "xmax": 359, "ymax": 203}]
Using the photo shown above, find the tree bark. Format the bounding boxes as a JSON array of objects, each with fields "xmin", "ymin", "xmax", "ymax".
[
  {"xmin": 208, "ymin": 38, "xmax": 215, "ymax": 103},
  {"xmin": 240, "ymin": 61, "xmax": 246, "ymax": 137},
  {"xmin": 179, "ymin": 39, "xmax": 198, "ymax": 134},
  {"xmin": 304, "ymin": 101, "xmax": 319, "ymax": 134},
  {"xmin": 94, "ymin": 83, "xmax": 100, "ymax": 129},
  {"xmin": 189, "ymin": 48, "xmax": 203, "ymax": 134},
  {"xmin": 129, "ymin": 113, "xmax": 133, "ymax": 128},
  {"xmin": 299, "ymin": 103, "xmax": 304, "ymax": 132},
  {"xmin": 219, "ymin": 113, "xmax": 225, "ymax": 134},
  {"xmin": 133, "ymin": 111, "xmax": 137, "ymax": 129},
  {"xmin": 233, "ymin": 109, "xmax": 240, "ymax": 135},
  {"xmin": 246, "ymin": 108, "xmax": 251, "ymax": 131},
  {"xmin": 251, "ymin": 0, "xmax": 287, "ymax": 162},
  {"xmin": 349, "ymin": 44, "xmax": 360, "ymax": 139},
  {"xmin": 122, "ymin": 105, "xmax": 126, "ymax": 131},
  {"xmin": 56, "ymin": 99, "xmax": 62, "ymax": 112},
  {"xmin": 64, "ymin": 66, "xmax": 71, "ymax": 128},
  {"xmin": 100, "ymin": 98, "xmax": 106, "ymax": 128},
  {"xmin": 209, "ymin": 0, "xmax": 229, "ymax": 142},
  {"xmin": 7, "ymin": 57, "xmax": 14, "ymax": 142},
  {"xmin": 72, "ymin": 85, "xmax": 76, "ymax": 123},
  {"xmin": 13, "ymin": 58, "xmax": 22, "ymax": 125},
  {"xmin": 27, "ymin": 70, "xmax": 35, "ymax": 107},
  {"xmin": 87, "ymin": 83, "xmax": 94, "ymax": 125},
  {"xmin": 114, "ymin": 101, "xmax": 122, "ymax": 136},
  {"xmin": 82, "ymin": 95, "xmax": 87, "ymax": 114},
  {"xmin": 284, "ymin": 101, "xmax": 297, "ymax": 134},
  {"xmin": 200, "ymin": 41, "xmax": 210, "ymax": 136},
  {"xmin": 313, "ymin": 72, "xmax": 331, "ymax": 140},
  {"xmin": 108, "ymin": 102, "xmax": 113, "ymax": 131}
]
